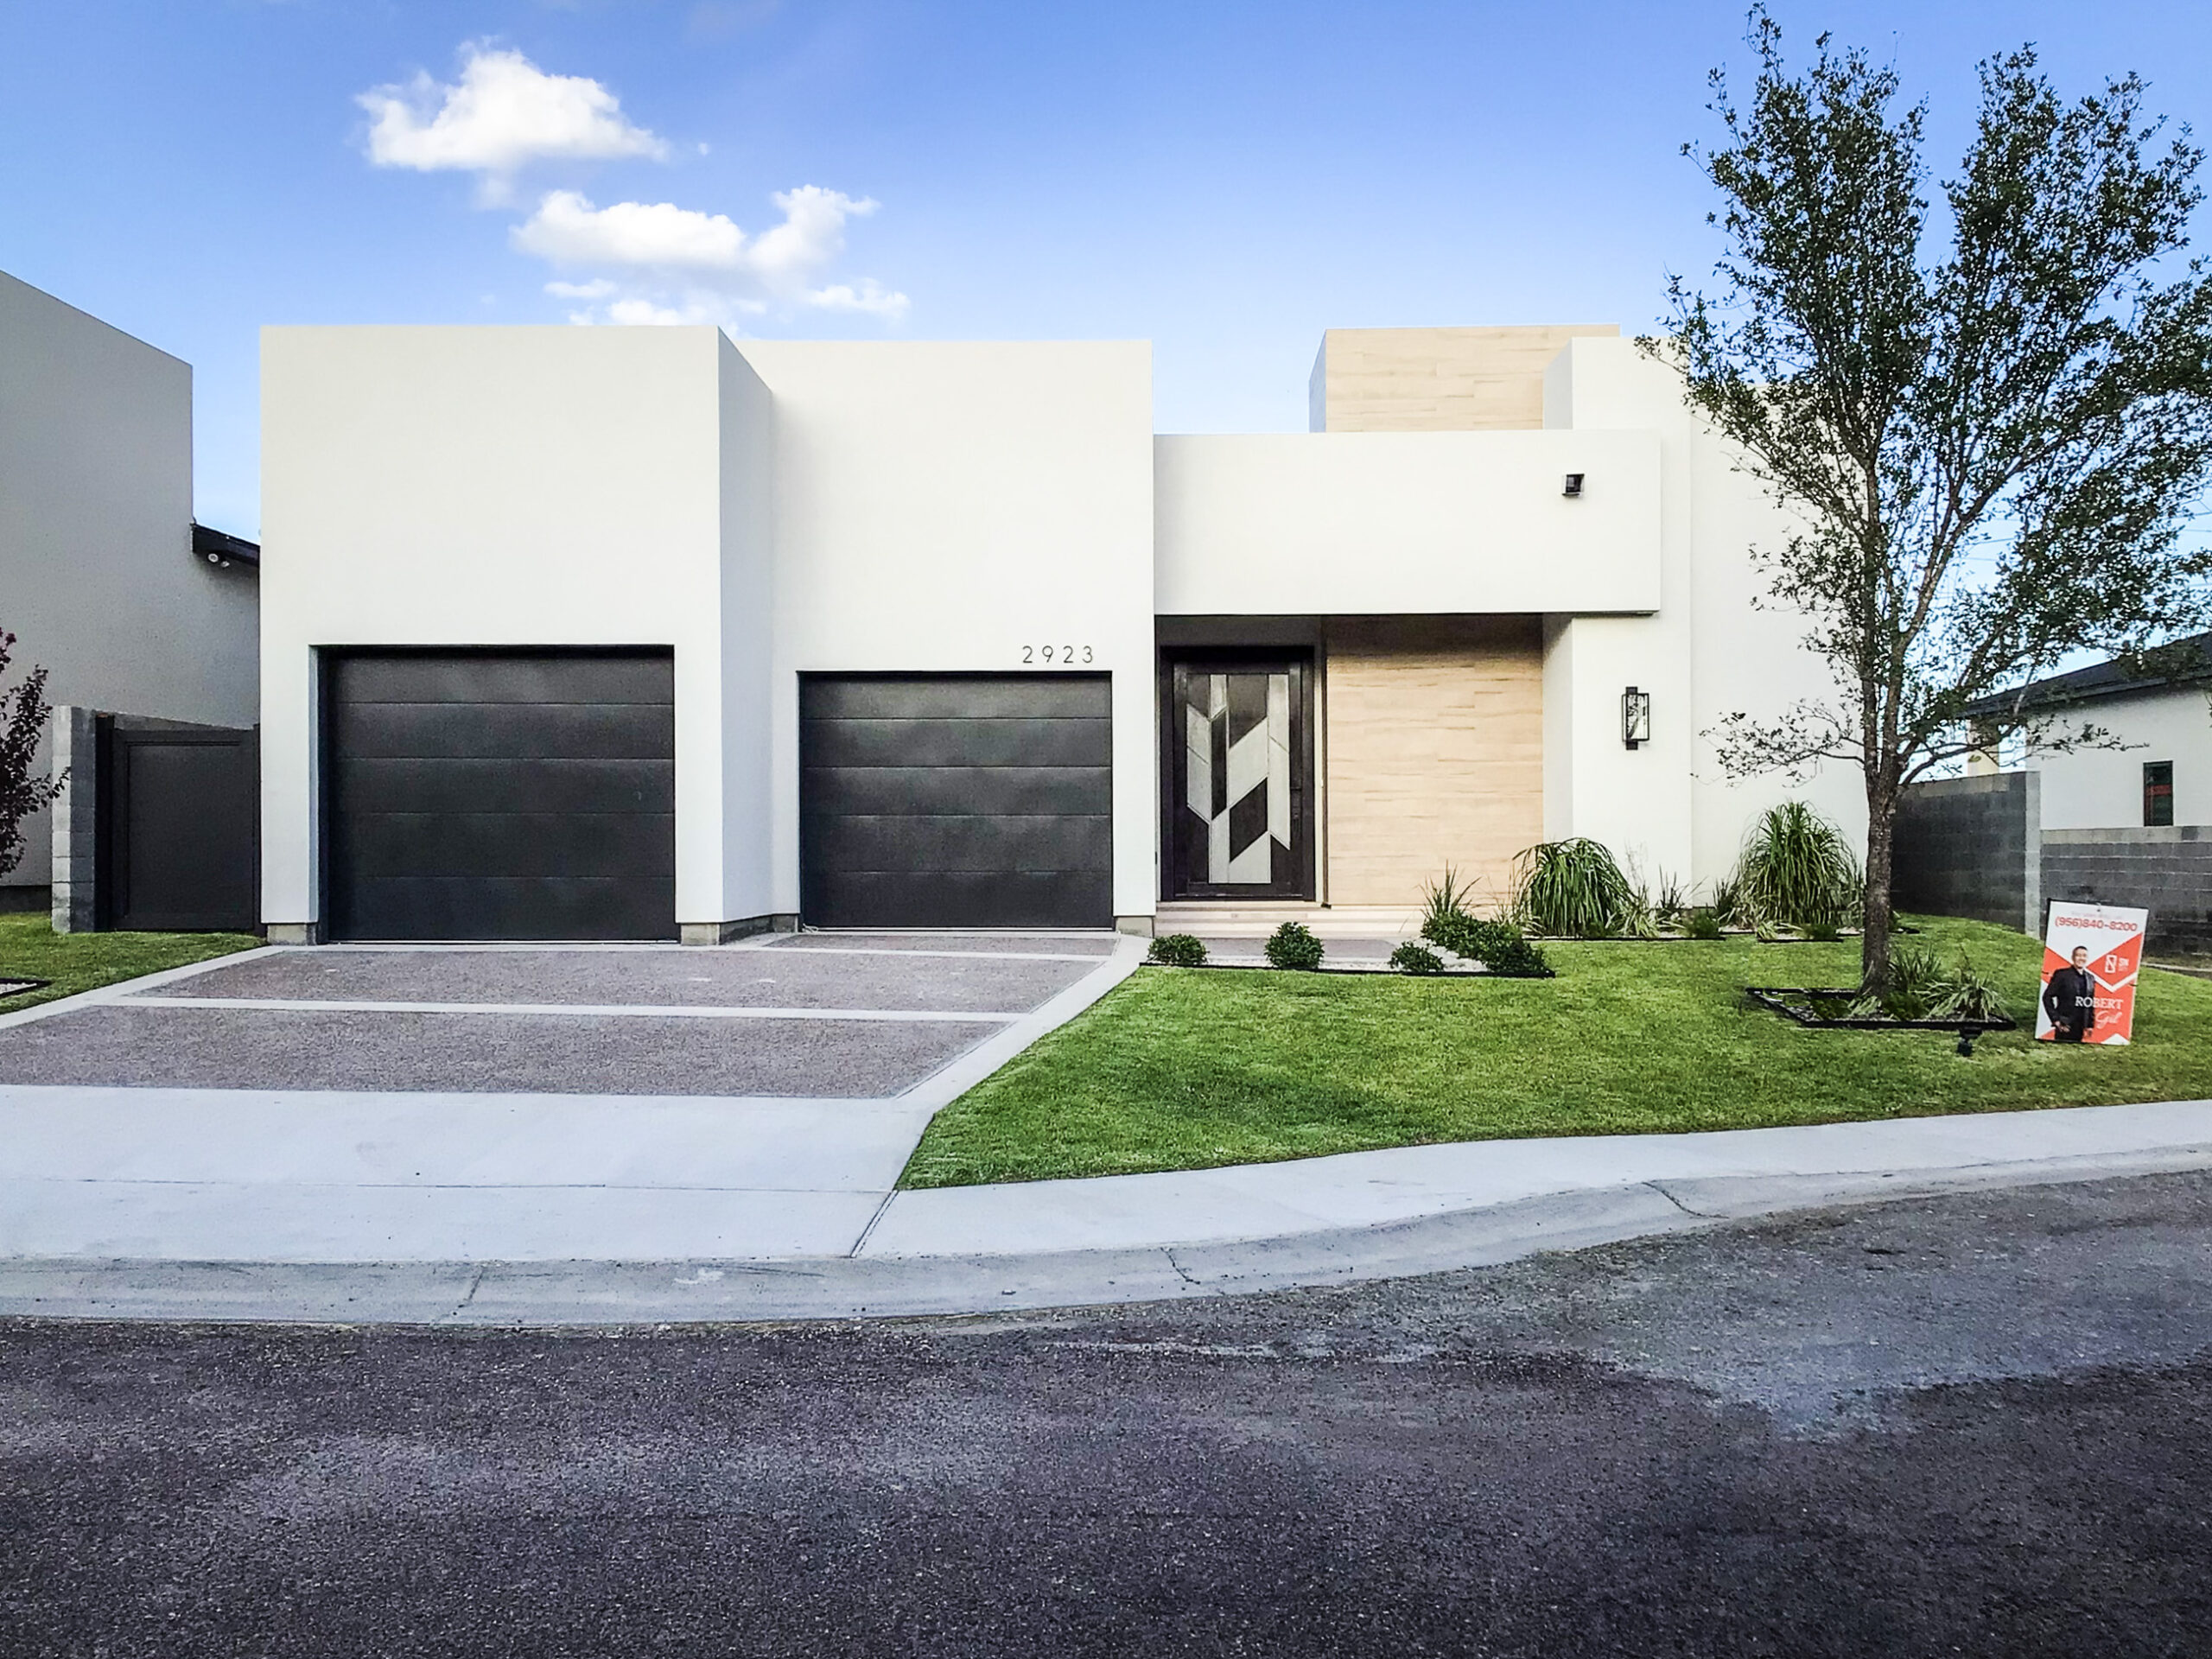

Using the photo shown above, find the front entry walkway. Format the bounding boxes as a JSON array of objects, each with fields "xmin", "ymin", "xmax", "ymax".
[{"xmin": 0, "ymin": 933, "xmax": 1141, "ymax": 1261}]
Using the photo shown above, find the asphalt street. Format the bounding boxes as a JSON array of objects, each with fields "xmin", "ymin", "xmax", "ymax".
[{"xmin": 6, "ymin": 1171, "xmax": 2212, "ymax": 1656}]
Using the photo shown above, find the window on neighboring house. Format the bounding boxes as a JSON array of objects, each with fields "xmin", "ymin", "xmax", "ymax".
[{"xmin": 2144, "ymin": 760, "xmax": 2174, "ymax": 827}]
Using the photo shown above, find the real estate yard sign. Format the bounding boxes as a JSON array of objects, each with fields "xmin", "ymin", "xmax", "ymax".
[{"xmin": 2035, "ymin": 903, "xmax": 2150, "ymax": 1046}]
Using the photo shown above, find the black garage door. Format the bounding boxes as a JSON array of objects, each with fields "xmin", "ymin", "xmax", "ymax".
[
  {"xmin": 325, "ymin": 651, "xmax": 676, "ymax": 941},
  {"xmin": 801, "ymin": 674, "xmax": 1111, "ymax": 929}
]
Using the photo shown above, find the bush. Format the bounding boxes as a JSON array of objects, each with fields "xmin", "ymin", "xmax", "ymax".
[
  {"xmin": 1147, "ymin": 933, "xmax": 1207, "ymax": 968},
  {"xmin": 1389, "ymin": 942, "xmax": 1446, "ymax": 976},
  {"xmin": 1483, "ymin": 932, "xmax": 1554, "ymax": 979},
  {"xmin": 1420, "ymin": 866, "xmax": 1478, "ymax": 938},
  {"xmin": 1511, "ymin": 838, "xmax": 1643, "ymax": 938},
  {"xmin": 1709, "ymin": 874, "xmax": 1745, "ymax": 927},
  {"xmin": 1685, "ymin": 907, "xmax": 1726, "ymax": 940},
  {"xmin": 1928, "ymin": 952, "xmax": 2011, "ymax": 1024},
  {"xmin": 1264, "ymin": 921, "xmax": 1325, "ymax": 971},
  {"xmin": 1842, "ymin": 946, "xmax": 2011, "ymax": 1025},
  {"xmin": 1849, "ymin": 942, "xmax": 1944, "ymax": 1020},
  {"xmin": 1732, "ymin": 802, "xmax": 1862, "ymax": 931},
  {"xmin": 1418, "ymin": 874, "xmax": 1556, "ymax": 976},
  {"xmin": 1648, "ymin": 869, "xmax": 1690, "ymax": 928}
]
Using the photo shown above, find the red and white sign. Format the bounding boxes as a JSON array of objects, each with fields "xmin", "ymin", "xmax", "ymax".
[{"xmin": 2035, "ymin": 903, "xmax": 2150, "ymax": 1046}]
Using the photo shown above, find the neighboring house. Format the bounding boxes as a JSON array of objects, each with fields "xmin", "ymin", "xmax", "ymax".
[
  {"xmin": 0, "ymin": 270, "xmax": 260, "ymax": 911},
  {"xmin": 1974, "ymin": 633, "xmax": 2212, "ymax": 830},
  {"xmin": 1894, "ymin": 636, "xmax": 2212, "ymax": 952},
  {"xmin": 258, "ymin": 321, "xmax": 1861, "ymax": 944}
]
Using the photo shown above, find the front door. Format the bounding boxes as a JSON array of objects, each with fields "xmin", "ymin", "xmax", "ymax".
[{"xmin": 1162, "ymin": 654, "xmax": 1314, "ymax": 900}]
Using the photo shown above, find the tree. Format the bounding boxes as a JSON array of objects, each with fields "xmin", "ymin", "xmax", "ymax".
[
  {"xmin": 1657, "ymin": 10, "xmax": 2212, "ymax": 990},
  {"xmin": 0, "ymin": 630, "xmax": 61, "ymax": 880}
]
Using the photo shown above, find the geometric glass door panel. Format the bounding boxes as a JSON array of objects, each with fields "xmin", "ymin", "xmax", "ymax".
[{"xmin": 1163, "ymin": 654, "xmax": 1313, "ymax": 900}]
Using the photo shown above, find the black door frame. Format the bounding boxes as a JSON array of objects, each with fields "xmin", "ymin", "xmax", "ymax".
[{"xmin": 1158, "ymin": 648, "xmax": 1316, "ymax": 902}]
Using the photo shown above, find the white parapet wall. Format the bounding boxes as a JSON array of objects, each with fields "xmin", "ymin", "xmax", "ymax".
[{"xmin": 1154, "ymin": 429, "xmax": 1662, "ymax": 617}]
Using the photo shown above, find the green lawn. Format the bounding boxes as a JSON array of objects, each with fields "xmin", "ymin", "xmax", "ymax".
[
  {"xmin": 900, "ymin": 915, "xmax": 2212, "ymax": 1189},
  {"xmin": 0, "ymin": 911, "xmax": 260, "ymax": 1011}
]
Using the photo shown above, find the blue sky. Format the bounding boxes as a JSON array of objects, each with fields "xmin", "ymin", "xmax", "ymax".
[{"xmin": 3, "ymin": 0, "xmax": 2207, "ymax": 537}]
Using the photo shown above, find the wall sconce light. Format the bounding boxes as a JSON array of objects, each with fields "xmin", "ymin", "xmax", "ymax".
[
  {"xmin": 1622, "ymin": 686, "xmax": 1651, "ymax": 749},
  {"xmin": 1562, "ymin": 473, "xmax": 1586, "ymax": 498}
]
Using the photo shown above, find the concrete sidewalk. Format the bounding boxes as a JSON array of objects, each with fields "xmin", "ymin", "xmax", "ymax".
[
  {"xmin": 2, "ymin": 1098, "xmax": 2207, "ymax": 1323},
  {"xmin": 862, "ymin": 1096, "xmax": 2212, "ymax": 1255}
]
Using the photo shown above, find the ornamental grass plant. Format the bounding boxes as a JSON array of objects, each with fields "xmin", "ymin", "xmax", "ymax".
[
  {"xmin": 1732, "ymin": 802, "xmax": 1863, "ymax": 932},
  {"xmin": 1511, "ymin": 838, "xmax": 1649, "ymax": 938}
]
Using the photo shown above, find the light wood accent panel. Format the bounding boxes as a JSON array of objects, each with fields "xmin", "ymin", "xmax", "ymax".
[
  {"xmin": 1324, "ymin": 617, "xmax": 1543, "ymax": 908},
  {"xmin": 1316, "ymin": 325, "xmax": 1619, "ymax": 432}
]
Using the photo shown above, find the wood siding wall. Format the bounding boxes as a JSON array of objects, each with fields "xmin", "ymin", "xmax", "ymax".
[
  {"xmin": 1323, "ymin": 617, "xmax": 1544, "ymax": 908},
  {"xmin": 1313, "ymin": 324, "xmax": 1619, "ymax": 432}
]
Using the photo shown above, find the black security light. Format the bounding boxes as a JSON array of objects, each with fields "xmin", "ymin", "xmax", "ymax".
[
  {"xmin": 1622, "ymin": 686, "xmax": 1651, "ymax": 749},
  {"xmin": 1563, "ymin": 473, "xmax": 1586, "ymax": 498}
]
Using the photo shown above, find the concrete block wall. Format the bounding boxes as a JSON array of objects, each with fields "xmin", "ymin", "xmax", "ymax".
[
  {"xmin": 48, "ymin": 706, "xmax": 96, "ymax": 933},
  {"xmin": 2043, "ymin": 827, "xmax": 2212, "ymax": 955},
  {"xmin": 1892, "ymin": 772, "xmax": 2040, "ymax": 937}
]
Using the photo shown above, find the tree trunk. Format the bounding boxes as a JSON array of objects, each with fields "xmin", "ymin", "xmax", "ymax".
[{"xmin": 1860, "ymin": 769, "xmax": 1900, "ymax": 992}]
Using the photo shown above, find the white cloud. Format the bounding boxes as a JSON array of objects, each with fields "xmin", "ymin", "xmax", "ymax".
[
  {"xmin": 512, "ymin": 185, "xmax": 908, "ymax": 322},
  {"xmin": 804, "ymin": 280, "xmax": 911, "ymax": 318},
  {"xmin": 514, "ymin": 190, "xmax": 748, "ymax": 269},
  {"xmin": 359, "ymin": 44, "xmax": 666, "ymax": 203}
]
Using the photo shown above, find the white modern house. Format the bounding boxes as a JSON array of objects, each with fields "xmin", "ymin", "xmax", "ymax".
[
  {"xmin": 258, "ymin": 321, "xmax": 1861, "ymax": 943},
  {"xmin": 0, "ymin": 270, "xmax": 261, "ymax": 913}
]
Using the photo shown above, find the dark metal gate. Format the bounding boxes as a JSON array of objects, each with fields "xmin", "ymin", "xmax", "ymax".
[{"xmin": 98, "ymin": 717, "xmax": 259, "ymax": 931}]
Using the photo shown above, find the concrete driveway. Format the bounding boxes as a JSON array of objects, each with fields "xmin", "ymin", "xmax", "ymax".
[
  {"xmin": 0, "ymin": 932, "xmax": 1118, "ymax": 1096},
  {"xmin": 0, "ymin": 932, "xmax": 1137, "ymax": 1261}
]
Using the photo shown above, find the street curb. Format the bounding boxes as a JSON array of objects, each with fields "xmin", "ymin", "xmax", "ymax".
[{"xmin": 3, "ymin": 1144, "xmax": 2206, "ymax": 1327}]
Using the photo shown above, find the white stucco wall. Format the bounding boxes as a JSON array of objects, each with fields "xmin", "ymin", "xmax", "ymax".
[
  {"xmin": 259, "ymin": 325, "xmax": 753, "ymax": 929},
  {"xmin": 1543, "ymin": 336, "xmax": 1866, "ymax": 891},
  {"xmin": 735, "ymin": 340, "xmax": 1158, "ymax": 923},
  {"xmin": 0, "ymin": 271, "xmax": 257, "ymax": 888},
  {"xmin": 717, "ymin": 336, "xmax": 779, "ymax": 922},
  {"xmin": 2029, "ymin": 688, "xmax": 2212, "ymax": 829},
  {"xmin": 1154, "ymin": 430, "xmax": 1660, "ymax": 616}
]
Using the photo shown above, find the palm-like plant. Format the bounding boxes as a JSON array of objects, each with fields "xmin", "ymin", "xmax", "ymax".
[
  {"xmin": 1512, "ymin": 839, "xmax": 1646, "ymax": 938},
  {"xmin": 1732, "ymin": 803, "xmax": 1862, "ymax": 931}
]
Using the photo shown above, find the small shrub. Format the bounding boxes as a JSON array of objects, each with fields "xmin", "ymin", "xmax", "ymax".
[
  {"xmin": 1483, "ymin": 933, "xmax": 1553, "ymax": 978},
  {"xmin": 1421, "ymin": 908, "xmax": 1477, "ymax": 959},
  {"xmin": 1389, "ymin": 942, "xmax": 1446, "ymax": 976},
  {"xmin": 1849, "ymin": 942, "xmax": 1944, "ymax": 1020},
  {"xmin": 1928, "ymin": 953, "xmax": 2010, "ymax": 1024},
  {"xmin": 1147, "ymin": 933, "xmax": 1207, "ymax": 968},
  {"xmin": 1420, "ymin": 866, "xmax": 1477, "ymax": 938},
  {"xmin": 1806, "ymin": 919, "xmax": 1842, "ymax": 943},
  {"xmin": 1685, "ymin": 907, "xmax": 1726, "ymax": 941},
  {"xmin": 1264, "ymin": 921, "xmax": 1325, "ymax": 971},
  {"xmin": 1512, "ymin": 838, "xmax": 1641, "ymax": 938},
  {"xmin": 1709, "ymin": 873, "xmax": 1742, "ymax": 924}
]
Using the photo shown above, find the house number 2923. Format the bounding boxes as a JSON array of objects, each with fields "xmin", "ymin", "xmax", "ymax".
[{"xmin": 1020, "ymin": 645, "xmax": 1094, "ymax": 664}]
